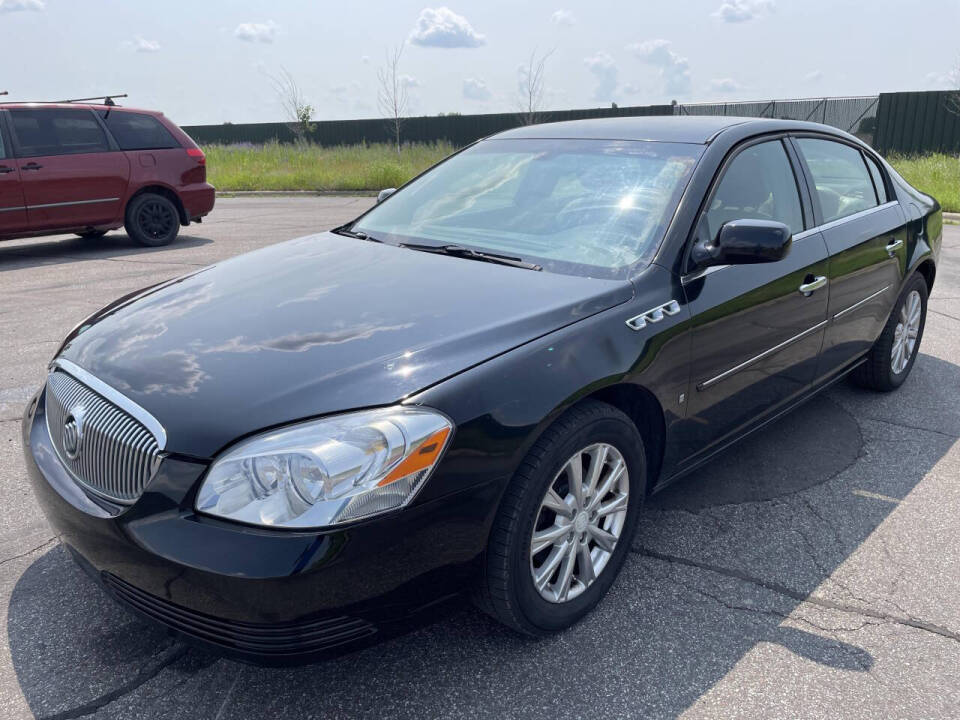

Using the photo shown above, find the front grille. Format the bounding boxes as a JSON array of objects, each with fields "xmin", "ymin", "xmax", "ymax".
[
  {"xmin": 45, "ymin": 370, "xmax": 161, "ymax": 504},
  {"xmin": 102, "ymin": 573, "xmax": 377, "ymax": 657}
]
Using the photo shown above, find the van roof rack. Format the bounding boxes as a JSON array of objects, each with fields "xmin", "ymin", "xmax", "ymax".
[{"xmin": 5, "ymin": 93, "xmax": 128, "ymax": 106}]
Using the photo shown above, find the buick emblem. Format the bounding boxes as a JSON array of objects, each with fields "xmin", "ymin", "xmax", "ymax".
[{"xmin": 62, "ymin": 405, "xmax": 86, "ymax": 460}]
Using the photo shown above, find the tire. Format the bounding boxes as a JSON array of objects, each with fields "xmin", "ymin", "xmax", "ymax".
[
  {"xmin": 852, "ymin": 273, "xmax": 928, "ymax": 392},
  {"xmin": 474, "ymin": 400, "xmax": 646, "ymax": 636},
  {"xmin": 76, "ymin": 229, "xmax": 107, "ymax": 240},
  {"xmin": 124, "ymin": 193, "xmax": 181, "ymax": 247}
]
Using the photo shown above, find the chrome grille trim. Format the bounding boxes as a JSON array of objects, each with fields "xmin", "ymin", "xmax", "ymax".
[{"xmin": 45, "ymin": 369, "xmax": 163, "ymax": 504}]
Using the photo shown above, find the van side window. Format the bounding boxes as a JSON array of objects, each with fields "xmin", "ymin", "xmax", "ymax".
[
  {"xmin": 99, "ymin": 111, "xmax": 179, "ymax": 151},
  {"xmin": 10, "ymin": 109, "xmax": 110, "ymax": 157}
]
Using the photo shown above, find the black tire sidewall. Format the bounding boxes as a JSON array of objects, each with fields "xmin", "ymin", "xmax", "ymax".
[
  {"xmin": 126, "ymin": 194, "xmax": 179, "ymax": 247},
  {"xmin": 883, "ymin": 275, "xmax": 928, "ymax": 389},
  {"xmin": 508, "ymin": 413, "xmax": 645, "ymax": 633}
]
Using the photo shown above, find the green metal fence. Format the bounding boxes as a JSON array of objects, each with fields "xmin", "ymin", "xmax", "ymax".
[
  {"xmin": 874, "ymin": 91, "xmax": 960, "ymax": 155},
  {"xmin": 182, "ymin": 103, "xmax": 673, "ymax": 148},
  {"xmin": 181, "ymin": 91, "xmax": 960, "ymax": 155}
]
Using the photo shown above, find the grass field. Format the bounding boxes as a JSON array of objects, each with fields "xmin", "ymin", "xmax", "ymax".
[
  {"xmin": 888, "ymin": 153, "xmax": 960, "ymax": 213},
  {"xmin": 205, "ymin": 142, "xmax": 960, "ymax": 212},
  {"xmin": 204, "ymin": 142, "xmax": 454, "ymax": 192}
]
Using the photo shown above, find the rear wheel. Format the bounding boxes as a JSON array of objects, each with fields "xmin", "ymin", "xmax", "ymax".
[
  {"xmin": 852, "ymin": 273, "xmax": 928, "ymax": 391},
  {"xmin": 475, "ymin": 400, "xmax": 645, "ymax": 635},
  {"xmin": 75, "ymin": 229, "xmax": 107, "ymax": 240},
  {"xmin": 125, "ymin": 193, "xmax": 180, "ymax": 247}
]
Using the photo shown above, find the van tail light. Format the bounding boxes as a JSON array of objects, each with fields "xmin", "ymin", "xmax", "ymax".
[{"xmin": 186, "ymin": 148, "xmax": 206, "ymax": 165}]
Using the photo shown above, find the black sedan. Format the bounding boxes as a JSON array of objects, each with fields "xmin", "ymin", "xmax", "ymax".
[{"xmin": 23, "ymin": 116, "xmax": 941, "ymax": 664}]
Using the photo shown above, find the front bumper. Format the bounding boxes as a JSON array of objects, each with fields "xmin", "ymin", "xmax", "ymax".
[{"xmin": 23, "ymin": 387, "xmax": 502, "ymax": 665}]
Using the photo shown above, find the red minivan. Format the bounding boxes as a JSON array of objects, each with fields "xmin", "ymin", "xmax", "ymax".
[{"xmin": 0, "ymin": 102, "xmax": 214, "ymax": 246}]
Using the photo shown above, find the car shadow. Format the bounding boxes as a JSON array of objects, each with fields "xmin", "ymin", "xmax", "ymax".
[
  {"xmin": 7, "ymin": 354, "xmax": 959, "ymax": 718},
  {"xmin": 0, "ymin": 232, "xmax": 213, "ymax": 271}
]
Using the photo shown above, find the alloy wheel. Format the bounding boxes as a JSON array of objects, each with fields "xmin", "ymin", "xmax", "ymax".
[
  {"xmin": 529, "ymin": 443, "xmax": 629, "ymax": 603},
  {"xmin": 891, "ymin": 289, "xmax": 922, "ymax": 374},
  {"xmin": 137, "ymin": 200, "xmax": 175, "ymax": 240}
]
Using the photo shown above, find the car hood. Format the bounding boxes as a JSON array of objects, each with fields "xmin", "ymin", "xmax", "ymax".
[{"xmin": 56, "ymin": 233, "xmax": 633, "ymax": 458}]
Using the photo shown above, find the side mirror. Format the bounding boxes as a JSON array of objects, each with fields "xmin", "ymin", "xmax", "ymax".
[
  {"xmin": 377, "ymin": 188, "xmax": 397, "ymax": 203},
  {"xmin": 691, "ymin": 219, "xmax": 792, "ymax": 269}
]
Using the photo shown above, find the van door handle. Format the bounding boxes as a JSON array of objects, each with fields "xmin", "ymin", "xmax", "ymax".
[
  {"xmin": 0, "ymin": 166, "xmax": 14, "ymax": 174},
  {"xmin": 885, "ymin": 238, "xmax": 904, "ymax": 256},
  {"xmin": 22, "ymin": 163, "xmax": 43, "ymax": 171},
  {"xmin": 798, "ymin": 275, "xmax": 827, "ymax": 296}
]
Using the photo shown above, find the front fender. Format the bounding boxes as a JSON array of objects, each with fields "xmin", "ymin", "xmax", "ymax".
[{"xmin": 409, "ymin": 263, "xmax": 692, "ymax": 505}]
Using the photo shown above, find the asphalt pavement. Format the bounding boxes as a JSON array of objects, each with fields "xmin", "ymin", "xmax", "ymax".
[{"xmin": 1, "ymin": 197, "xmax": 958, "ymax": 719}]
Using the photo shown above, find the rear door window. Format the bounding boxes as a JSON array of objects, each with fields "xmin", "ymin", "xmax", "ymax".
[
  {"xmin": 863, "ymin": 153, "xmax": 888, "ymax": 204},
  {"xmin": 99, "ymin": 111, "xmax": 179, "ymax": 150},
  {"xmin": 10, "ymin": 109, "xmax": 110, "ymax": 157},
  {"xmin": 795, "ymin": 138, "xmax": 879, "ymax": 223},
  {"xmin": 705, "ymin": 139, "xmax": 805, "ymax": 240}
]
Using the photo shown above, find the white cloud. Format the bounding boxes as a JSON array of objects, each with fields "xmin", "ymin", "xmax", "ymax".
[
  {"xmin": 710, "ymin": 77, "xmax": 741, "ymax": 92},
  {"xmin": 627, "ymin": 39, "xmax": 691, "ymax": 96},
  {"xmin": 0, "ymin": 0, "xmax": 44, "ymax": 12},
  {"xmin": 121, "ymin": 36, "xmax": 161, "ymax": 53},
  {"xmin": 551, "ymin": 9, "xmax": 575, "ymax": 26},
  {"xmin": 622, "ymin": 82, "xmax": 644, "ymax": 96},
  {"xmin": 712, "ymin": 0, "xmax": 775, "ymax": 23},
  {"xmin": 361, "ymin": 55, "xmax": 370, "ymax": 64},
  {"xmin": 409, "ymin": 7, "xmax": 485, "ymax": 48},
  {"xmin": 584, "ymin": 51, "xmax": 618, "ymax": 102},
  {"xmin": 805, "ymin": 69, "xmax": 824, "ymax": 83},
  {"xmin": 234, "ymin": 21, "xmax": 279, "ymax": 43},
  {"xmin": 463, "ymin": 77, "xmax": 491, "ymax": 101},
  {"xmin": 400, "ymin": 75, "xmax": 421, "ymax": 89}
]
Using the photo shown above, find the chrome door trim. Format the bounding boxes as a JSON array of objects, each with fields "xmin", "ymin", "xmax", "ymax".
[
  {"xmin": 833, "ymin": 285, "xmax": 891, "ymax": 320},
  {"xmin": 52, "ymin": 358, "xmax": 167, "ymax": 449},
  {"xmin": 0, "ymin": 205, "xmax": 26, "ymax": 213},
  {"xmin": 26, "ymin": 197, "xmax": 119, "ymax": 211},
  {"xmin": 697, "ymin": 320, "xmax": 828, "ymax": 391}
]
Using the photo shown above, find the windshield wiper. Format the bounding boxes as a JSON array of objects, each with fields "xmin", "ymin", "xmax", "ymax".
[
  {"xmin": 399, "ymin": 243, "xmax": 542, "ymax": 271},
  {"xmin": 332, "ymin": 224, "xmax": 383, "ymax": 243}
]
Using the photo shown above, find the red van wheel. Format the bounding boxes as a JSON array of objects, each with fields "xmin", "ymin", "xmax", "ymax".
[{"xmin": 125, "ymin": 193, "xmax": 180, "ymax": 247}]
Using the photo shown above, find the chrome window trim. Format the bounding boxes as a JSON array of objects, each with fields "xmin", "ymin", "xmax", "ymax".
[
  {"xmin": 52, "ymin": 358, "xmax": 167, "ymax": 449},
  {"xmin": 0, "ymin": 205, "xmax": 26, "ymax": 213},
  {"xmin": 27, "ymin": 197, "xmax": 119, "ymax": 210},
  {"xmin": 813, "ymin": 200, "xmax": 899, "ymax": 233},
  {"xmin": 697, "ymin": 320, "xmax": 828, "ymax": 391},
  {"xmin": 833, "ymin": 285, "xmax": 891, "ymax": 320}
]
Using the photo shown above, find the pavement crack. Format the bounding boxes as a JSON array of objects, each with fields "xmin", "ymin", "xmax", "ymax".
[
  {"xmin": 635, "ymin": 547, "xmax": 960, "ymax": 645},
  {"xmin": 928, "ymin": 308, "xmax": 960, "ymax": 323},
  {"xmin": 859, "ymin": 415, "xmax": 959, "ymax": 440},
  {"xmin": 0, "ymin": 537, "xmax": 57, "ymax": 566},
  {"xmin": 37, "ymin": 644, "xmax": 188, "ymax": 720}
]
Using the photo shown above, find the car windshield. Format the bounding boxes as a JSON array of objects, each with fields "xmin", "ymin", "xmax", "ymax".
[{"xmin": 352, "ymin": 138, "xmax": 703, "ymax": 278}]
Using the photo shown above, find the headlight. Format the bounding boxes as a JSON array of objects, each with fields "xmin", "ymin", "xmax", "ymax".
[{"xmin": 195, "ymin": 406, "xmax": 453, "ymax": 529}]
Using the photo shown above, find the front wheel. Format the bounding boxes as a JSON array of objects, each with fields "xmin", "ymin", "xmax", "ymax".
[
  {"xmin": 852, "ymin": 273, "xmax": 928, "ymax": 391},
  {"xmin": 475, "ymin": 400, "xmax": 645, "ymax": 635},
  {"xmin": 125, "ymin": 193, "xmax": 180, "ymax": 247}
]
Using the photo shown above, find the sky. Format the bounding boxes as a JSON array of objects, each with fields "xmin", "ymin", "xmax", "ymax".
[{"xmin": 1, "ymin": 0, "xmax": 958, "ymax": 127}]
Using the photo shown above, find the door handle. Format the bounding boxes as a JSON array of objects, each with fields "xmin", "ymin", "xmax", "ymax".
[
  {"xmin": 885, "ymin": 238, "xmax": 904, "ymax": 256},
  {"xmin": 0, "ymin": 166, "xmax": 14, "ymax": 174},
  {"xmin": 22, "ymin": 163, "xmax": 43, "ymax": 170},
  {"xmin": 798, "ymin": 275, "xmax": 827, "ymax": 296}
]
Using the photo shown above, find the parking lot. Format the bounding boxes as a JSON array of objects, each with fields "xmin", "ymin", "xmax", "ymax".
[{"xmin": 1, "ymin": 196, "xmax": 958, "ymax": 719}]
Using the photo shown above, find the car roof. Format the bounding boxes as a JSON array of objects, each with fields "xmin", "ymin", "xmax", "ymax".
[
  {"xmin": 0, "ymin": 102, "xmax": 161, "ymax": 115},
  {"xmin": 490, "ymin": 115, "xmax": 856, "ymax": 145}
]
